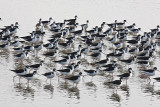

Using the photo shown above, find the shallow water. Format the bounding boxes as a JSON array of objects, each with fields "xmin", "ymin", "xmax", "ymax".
[{"xmin": 0, "ymin": 0, "xmax": 160, "ymax": 107}]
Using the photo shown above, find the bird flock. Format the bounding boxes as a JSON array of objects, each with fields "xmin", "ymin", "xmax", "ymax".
[{"xmin": 0, "ymin": 16, "xmax": 160, "ymax": 92}]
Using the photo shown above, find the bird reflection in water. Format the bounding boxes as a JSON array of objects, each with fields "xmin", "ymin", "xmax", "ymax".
[
  {"xmin": 68, "ymin": 86, "xmax": 80, "ymax": 99},
  {"xmin": 142, "ymin": 84, "xmax": 154, "ymax": 95},
  {"xmin": 110, "ymin": 92, "xmax": 121, "ymax": 102},
  {"xmin": 58, "ymin": 81, "xmax": 80, "ymax": 99},
  {"xmin": 120, "ymin": 84, "xmax": 130, "ymax": 99},
  {"xmin": 85, "ymin": 81, "xmax": 97, "ymax": 91},
  {"xmin": 14, "ymin": 83, "xmax": 35, "ymax": 99},
  {"xmin": 43, "ymin": 84, "xmax": 54, "ymax": 98}
]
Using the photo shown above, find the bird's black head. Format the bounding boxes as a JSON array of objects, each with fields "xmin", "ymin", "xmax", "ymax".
[
  {"xmin": 120, "ymin": 77, "xmax": 123, "ymax": 81},
  {"xmin": 40, "ymin": 60, "xmax": 44, "ymax": 65},
  {"xmin": 25, "ymin": 50, "xmax": 28, "ymax": 56},
  {"xmin": 128, "ymin": 68, "xmax": 132, "ymax": 73},
  {"xmin": 53, "ymin": 68, "xmax": 56, "ymax": 72},
  {"xmin": 77, "ymin": 61, "xmax": 81, "ymax": 65},
  {"xmin": 33, "ymin": 71, "xmax": 37, "ymax": 74},
  {"xmin": 79, "ymin": 72, "xmax": 82, "ymax": 75},
  {"xmin": 154, "ymin": 67, "xmax": 157, "ymax": 70},
  {"xmin": 26, "ymin": 66, "xmax": 30, "ymax": 69}
]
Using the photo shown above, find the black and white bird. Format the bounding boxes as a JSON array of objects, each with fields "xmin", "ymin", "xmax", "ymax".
[
  {"xmin": 57, "ymin": 66, "xmax": 74, "ymax": 76},
  {"xmin": 24, "ymin": 44, "xmax": 34, "ymax": 51},
  {"xmin": 103, "ymin": 64, "xmax": 117, "ymax": 78},
  {"xmin": 108, "ymin": 77, "xmax": 123, "ymax": 91},
  {"xmin": 53, "ymin": 54, "xmax": 70, "ymax": 68},
  {"xmin": 84, "ymin": 67, "xmax": 99, "ymax": 81},
  {"xmin": 141, "ymin": 67, "xmax": 158, "ymax": 82},
  {"xmin": 13, "ymin": 45, "xmax": 24, "ymax": 53},
  {"xmin": 39, "ymin": 17, "xmax": 53, "ymax": 26},
  {"xmin": 34, "ymin": 41, "xmax": 43, "ymax": 55},
  {"xmin": 65, "ymin": 72, "xmax": 82, "ymax": 87},
  {"xmin": 43, "ymin": 68, "xmax": 56, "ymax": 84},
  {"xmin": 20, "ymin": 71, "xmax": 37, "ymax": 87},
  {"xmin": 11, "ymin": 66, "xmax": 30, "ymax": 81},
  {"xmin": 153, "ymin": 77, "xmax": 160, "ymax": 83},
  {"xmin": 43, "ymin": 50, "xmax": 58, "ymax": 59},
  {"xmin": 29, "ymin": 60, "xmax": 44, "ymax": 71},
  {"xmin": 95, "ymin": 55, "xmax": 109, "ymax": 65},
  {"xmin": 0, "ymin": 42, "xmax": 10, "ymax": 50},
  {"xmin": 117, "ymin": 68, "xmax": 133, "ymax": 84},
  {"xmin": 14, "ymin": 50, "xmax": 28, "ymax": 63}
]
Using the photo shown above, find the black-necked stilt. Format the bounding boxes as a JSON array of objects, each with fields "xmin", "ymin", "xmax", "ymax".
[
  {"xmin": 14, "ymin": 50, "xmax": 28, "ymax": 63},
  {"xmin": 128, "ymin": 46, "xmax": 139, "ymax": 54},
  {"xmin": 13, "ymin": 45, "xmax": 24, "ymax": 53},
  {"xmin": 64, "ymin": 63, "xmax": 75, "ymax": 70},
  {"xmin": 20, "ymin": 35, "xmax": 34, "ymax": 41},
  {"xmin": 91, "ymin": 45, "xmax": 103, "ymax": 53},
  {"xmin": 91, "ymin": 40, "xmax": 103, "ymax": 48},
  {"xmin": 11, "ymin": 40, "xmax": 21, "ymax": 47},
  {"xmin": 84, "ymin": 67, "xmax": 99, "ymax": 81},
  {"xmin": 53, "ymin": 54, "xmax": 71, "ymax": 68},
  {"xmin": 113, "ymin": 49, "xmax": 125, "ymax": 59},
  {"xmin": 95, "ymin": 55, "xmax": 108, "ymax": 65},
  {"xmin": 131, "ymin": 28, "xmax": 141, "ymax": 34},
  {"xmin": 65, "ymin": 72, "xmax": 82, "ymax": 87},
  {"xmin": 137, "ymin": 60, "xmax": 149, "ymax": 67},
  {"xmin": 43, "ymin": 50, "xmax": 58, "ymax": 60},
  {"xmin": 126, "ymin": 23, "xmax": 136, "ymax": 30},
  {"xmin": 58, "ymin": 40, "xmax": 72, "ymax": 49},
  {"xmin": 21, "ymin": 71, "xmax": 37, "ymax": 87},
  {"xmin": 141, "ymin": 67, "xmax": 158, "ymax": 82},
  {"xmin": 120, "ymin": 56, "xmax": 136, "ymax": 68},
  {"xmin": 116, "ymin": 20, "xmax": 127, "ymax": 28},
  {"xmin": 108, "ymin": 32, "xmax": 118, "ymax": 44},
  {"xmin": 0, "ymin": 42, "xmax": 9, "ymax": 50},
  {"xmin": 86, "ymin": 26, "xmax": 98, "ymax": 34},
  {"xmin": 137, "ymin": 50, "xmax": 150, "ymax": 57},
  {"xmin": 29, "ymin": 60, "xmax": 44, "ymax": 71},
  {"xmin": 151, "ymin": 25, "xmax": 159, "ymax": 33},
  {"xmin": 103, "ymin": 64, "xmax": 117, "ymax": 78},
  {"xmin": 113, "ymin": 42, "xmax": 122, "ymax": 48},
  {"xmin": 34, "ymin": 41, "xmax": 43, "ymax": 55},
  {"xmin": 74, "ymin": 61, "xmax": 81, "ymax": 71},
  {"xmin": 126, "ymin": 37, "xmax": 140, "ymax": 45},
  {"xmin": 107, "ymin": 21, "xmax": 116, "ymax": 28},
  {"xmin": 108, "ymin": 77, "xmax": 122, "ymax": 85},
  {"xmin": 71, "ymin": 26, "xmax": 84, "ymax": 36},
  {"xmin": 108, "ymin": 77, "xmax": 123, "ymax": 91},
  {"xmin": 24, "ymin": 44, "xmax": 34, "ymax": 51},
  {"xmin": 153, "ymin": 77, "xmax": 160, "ymax": 84},
  {"xmin": 66, "ymin": 15, "xmax": 78, "ymax": 24},
  {"xmin": 137, "ymin": 56, "xmax": 151, "ymax": 61},
  {"xmin": 43, "ymin": 42, "xmax": 53, "ymax": 50},
  {"xmin": 81, "ymin": 45, "xmax": 90, "ymax": 58},
  {"xmin": 81, "ymin": 20, "xmax": 89, "ymax": 30},
  {"xmin": 9, "ymin": 26, "xmax": 19, "ymax": 34},
  {"xmin": 117, "ymin": 68, "xmax": 133, "ymax": 84},
  {"xmin": 89, "ymin": 50, "xmax": 102, "ymax": 61},
  {"xmin": 11, "ymin": 66, "xmax": 29, "ymax": 82},
  {"xmin": 57, "ymin": 66, "xmax": 74, "ymax": 76},
  {"xmin": 101, "ymin": 61, "xmax": 117, "ymax": 68},
  {"xmin": 43, "ymin": 68, "xmax": 56, "ymax": 84},
  {"xmin": 39, "ymin": 17, "xmax": 53, "ymax": 26}
]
